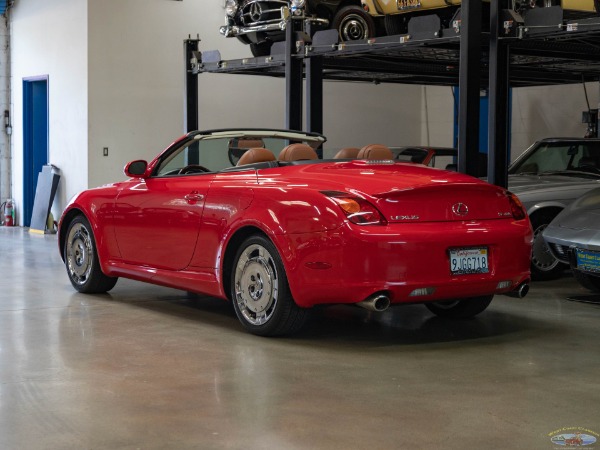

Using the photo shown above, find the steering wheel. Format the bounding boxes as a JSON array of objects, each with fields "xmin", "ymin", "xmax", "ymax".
[{"xmin": 178, "ymin": 164, "xmax": 210, "ymax": 175}]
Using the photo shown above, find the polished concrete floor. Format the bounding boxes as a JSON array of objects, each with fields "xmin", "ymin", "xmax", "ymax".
[{"xmin": 1, "ymin": 227, "xmax": 600, "ymax": 449}]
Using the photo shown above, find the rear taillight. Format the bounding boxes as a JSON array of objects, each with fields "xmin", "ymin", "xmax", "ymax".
[
  {"xmin": 322, "ymin": 191, "xmax": 386, "ymax": 225},
  {"xmin": 507, "ymin": 191, "xmax": 527, "ymax": 220}
]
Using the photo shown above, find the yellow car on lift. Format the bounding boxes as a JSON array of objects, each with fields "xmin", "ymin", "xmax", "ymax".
[{"xmin": 360, "ymin": 0, "xmax": 598, "ymax": 36}]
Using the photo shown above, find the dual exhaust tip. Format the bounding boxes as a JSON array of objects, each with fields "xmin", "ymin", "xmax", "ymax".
[
  {"xmin": 357, "ymin": 293, "xmax": 391, "ymax": 312},
  {"xmin": 505, "ymin": 283, "xmax": 530, "ymax": 299},
  {"xmin": 357, "ymin": 282, "xmax": 530, "ymax": 312}
]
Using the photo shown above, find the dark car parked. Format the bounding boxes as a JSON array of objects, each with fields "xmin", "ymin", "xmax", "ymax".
[{"xmin": 220, "ymin": 0, "xmax": 376, "ymax": 56}]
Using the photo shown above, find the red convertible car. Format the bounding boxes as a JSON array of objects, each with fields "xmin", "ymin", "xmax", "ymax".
[{"xmin": 59, "ymin": 129, "xmax": 532, "ymax": 336}]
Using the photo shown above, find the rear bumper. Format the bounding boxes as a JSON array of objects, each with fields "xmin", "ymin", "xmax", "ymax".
[{"xmin": 277, "ymin": 219, "xmax": 532, "ymax": 308}]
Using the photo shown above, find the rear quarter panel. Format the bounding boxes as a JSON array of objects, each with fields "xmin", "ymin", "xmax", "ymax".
[{"xmin": 189, "ymin": 171, "xmax": 345, "ymax": 270}]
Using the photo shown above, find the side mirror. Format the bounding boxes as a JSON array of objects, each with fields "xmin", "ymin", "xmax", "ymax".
[{"xmin": 124, "ymin": 160, "xmax": 148, "ymax": 178}]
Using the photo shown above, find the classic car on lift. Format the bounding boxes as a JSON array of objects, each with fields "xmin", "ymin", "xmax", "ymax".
[
  {"xmin": 59, "ymin": 129, "xmax": 532, "ymax": 336},
  {"xmin": 220, "ymin": 0, "xmax": 376, "ymax": 56},
  {"xmin": 360, "ymin": 0, "xmax": 598, "ymax": 36},
  {"xmin": 543, "ymin": 186, "xmax": 600, "ymax": 292}
]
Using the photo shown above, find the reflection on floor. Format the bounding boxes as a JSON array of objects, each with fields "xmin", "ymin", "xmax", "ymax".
[{"xmin": 1, "ymin": 227, "xmax": 599, "ymax": 449}]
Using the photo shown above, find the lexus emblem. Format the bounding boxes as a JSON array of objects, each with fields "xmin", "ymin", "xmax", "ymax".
[
  {"xmin": 249, "ymin": 2, "xmax": 262, "ymax": 22},
  {"xmin": 452, "ymin": 202, "xmax": 469, "ymax": 216}
]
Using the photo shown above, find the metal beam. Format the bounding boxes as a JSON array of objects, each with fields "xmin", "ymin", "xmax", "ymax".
[
  {"xmin": 457, "ymin": 0, "xmax": 483, "ymax": 177},
  {"xmin": 285, "ymin": 20, "xmax": 303, "ymax": 131},
  {"xmin": 306, "ymin": 54, "xmax": 324, "ymax": 157},
  {"xmin": 488, "ymin": 0, "xmax": 510, "ymax": 188},
  {"xmin": 184, "ymin": 38, "xmax": 200, "ymax": 133}
]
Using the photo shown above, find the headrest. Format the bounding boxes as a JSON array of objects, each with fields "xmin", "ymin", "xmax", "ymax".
[
  {"xmin": 357, "ymin": 144, "xmax": 393, "ymax": 160},
  {"xmin": 279, "ymin": 143, "xmax": 319, "ymax": 161},
  {"xmin": 334, "ymin": 147, "xmax": 360, "ymax": 159},
  {"xmin": 231, "ymin": 139, "xmax": 264, "ymax": 149},
  {"xmin": 236, "ymin": 148, "xmax": 276, "ymax": 166}
]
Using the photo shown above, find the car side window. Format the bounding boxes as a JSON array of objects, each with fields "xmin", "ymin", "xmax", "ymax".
[
  {"xmin": 514, "ymin": 144, "xmax": 574, "ymax": 173},
  {"xmin": 155, "ymin": 141, "xmax": 201, "ymax": 177}
]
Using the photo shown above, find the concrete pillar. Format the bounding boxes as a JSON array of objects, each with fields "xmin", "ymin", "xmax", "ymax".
[{"xmin": 0, "ymin": 14, "xmax": 11, "ymax": 203}]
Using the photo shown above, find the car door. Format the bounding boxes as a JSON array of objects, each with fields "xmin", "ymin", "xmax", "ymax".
[
  {"xmin": 113, "ymin": 138, "xmax": 215, "ymax": 271},
  {"xmin": 113, "ymin": 174, "xmax": 213, "ymax": 271}
]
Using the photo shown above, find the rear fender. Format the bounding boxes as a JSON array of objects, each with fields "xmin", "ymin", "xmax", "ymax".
[
  {"xmin": 216, "ymin": 190, "xmax": 345, "ymax": 302},
  {"xmin": 526, "ymin": 201, "xmax": 567, "ymax": 217}
]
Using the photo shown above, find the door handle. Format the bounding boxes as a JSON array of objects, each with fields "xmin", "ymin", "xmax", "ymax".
[{"xmin": 184, "ymin": 192, "xmax": 204, "ymax": 203}]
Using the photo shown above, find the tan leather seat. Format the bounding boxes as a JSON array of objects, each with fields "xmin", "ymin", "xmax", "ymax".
[
  {"xmin": 231, "ymin": 139, "xmax": 264, "ymax": 149},
  {"xmin": 334, "ymin": 147, "xmax": 360, "ymax": 159},
  {"xmin": 357, "ymin": 144, "xmax": 393, "ymax": 160},
  {"xmin": 236, "ymin": 148, "xmax": 276, "ymax": 166},
  {"xmin": 278, "ymin": 143, "xmax": 319, "ymax": 161}
]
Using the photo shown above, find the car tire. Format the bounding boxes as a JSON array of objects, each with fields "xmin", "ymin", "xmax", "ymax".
[
  {"xmin": 250, "ymin": 41, "xmax": 272, "ymax": 57},
  {"xmin": 425, "ymin": 295, "xmax": 493, "ymax": 319},
  {"xmin": 530, "ymin": 211, "xmax": 567, "ymax": 281},
  {"xmin": 64, "ymin": 215, "xmax": 118, "ymax": 293},
  {"xmin": 230, "ymin": 235, "xmax": 310, "ymax": 336},
  {"xmin": 572, "ymin": 269, "xmax": 600, "ymax": 292},
  {"xmin": 332, "ymin": 6, "xmax": 376, "ymax": 42}
]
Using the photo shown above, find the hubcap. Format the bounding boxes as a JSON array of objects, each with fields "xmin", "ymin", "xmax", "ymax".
[
  {"xmin": 340, "ymin": 14, "xmax": 368, "ymax": 41},
  {"xmin": 532, "ymin": 223, "xmax": 559, "ymax": 272},
  {"xmin": 66, "ymin": 223, "xmax": 93, "ymax": 285},
  {"xmin": 234, "ymin": 244, "xmax": 278, "ymax": 326}
]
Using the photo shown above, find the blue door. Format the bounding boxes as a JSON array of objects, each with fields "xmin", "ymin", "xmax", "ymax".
[{"xmin": 23, "ymin": 78, "xmax": 49, "ymax": 227}]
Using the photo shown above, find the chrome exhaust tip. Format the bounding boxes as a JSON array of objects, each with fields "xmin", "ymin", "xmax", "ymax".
[
  {"xmin": 356, "ymin": 294, "xmax": 391, "ymax": 312},
  {"xmin": 505, "ymin": 283, "xmax": 529, "ymax": 299}
]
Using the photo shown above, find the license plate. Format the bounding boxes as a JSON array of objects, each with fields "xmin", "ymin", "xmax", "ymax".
[
  {"xmin": 449, "ymin": 247, "xmax": 489, "ymax": 275},
  {"xmin": 576, "ymin": 248, "xmax": 600, "ymax": 273}
]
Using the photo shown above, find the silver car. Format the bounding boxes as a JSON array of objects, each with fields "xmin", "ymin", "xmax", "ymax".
[
  {"xmin": 508, "ymin": 138, "xmax": 600, "ymax": 280},
  {"xmin": 543, "ymin": 186, "xmax": 600, "ymax": 292}
]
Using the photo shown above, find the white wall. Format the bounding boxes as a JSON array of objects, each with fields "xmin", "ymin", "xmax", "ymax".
[
  {"xmin": 87, "ymin": 0, "xmax": 422, "ymax": 187},
  {"xmin": 0, "ymin": 16, "xmax": 10, "ymax": 204},
  {"xmin": 421, "ymin": 83, "xmax": 597, "ymax": 160},
  {"xmin": 511, "ymin": 83, "xmax": 595, "ymax": 154},
  {"xmin": 11, "ymin": 0, "xmax": 88, "ymax": 225},
  {"xmin": 421, "ymin": 85, "xmax": 455, "ymax": 148}
]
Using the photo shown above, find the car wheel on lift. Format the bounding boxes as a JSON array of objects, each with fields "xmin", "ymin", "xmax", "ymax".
[
  {"xmin": 332, "ymin": 6, "xmax": 376, "ymax": 41},
  {"xmin": 230, "ymin": 235, "xmax": 310, "ymax": 336},
  {"xmin": 572, "ymin": 269, "xmax": 600, "ymax": 292},
  {"xmin": 530, "ymin": 211, "xmax": 567, "ymax": 281},
  {"xmin": 250, "ymin": 41, "xmax": 272, "ymax": 57},
  {"xmin": 64, "ymin": 215, "xmax": 118, "ymax": 293},
  {"xmin": 425, "ymin": 295, "xmax": 494, "ymax": 319}
]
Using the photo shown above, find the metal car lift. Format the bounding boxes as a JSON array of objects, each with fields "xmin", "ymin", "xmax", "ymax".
[{"xmin": 185, "ymin": 2, "xmax": 600, "ymax": 188}]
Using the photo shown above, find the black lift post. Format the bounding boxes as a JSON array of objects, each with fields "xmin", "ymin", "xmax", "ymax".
[
  {"xmin": 285, "ymin": 17, "xmax": 304, "ymax": 131},
  {"xmin": 184, "ymin": 38, "xmax": 200, "ymax": 133},
  {"xmin": 487, "ymin": 0, "xmax": 510, "ymax": 188},
  {"xmin": 457, "ymin": 0, "xmax": 483, "ymax": 177},
  {"xmin": 305, "ymin": 21, "xmax": 324, "ymax": 157}
]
